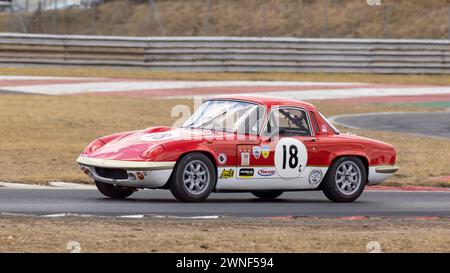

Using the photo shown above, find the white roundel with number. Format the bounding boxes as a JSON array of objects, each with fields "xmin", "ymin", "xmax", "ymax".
[{"xmin": 274, "ymin": 138, "xmax": 308, "ymax": 179}]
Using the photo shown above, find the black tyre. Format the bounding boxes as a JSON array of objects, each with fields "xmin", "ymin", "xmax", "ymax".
[
  {"xmin": 251, "ymin": 191, "xmax": 283, "ymax": 200},
  {"xmin": 322, "ymin": 157, "xmax": 367, "ymax": 202},
  {"xmin": 95, "ymin": 180, "xmax": 134, "ymax": 199},
  {"xmin": 169, "ymin": 153, "xmax": 216, "ymax": 202}
]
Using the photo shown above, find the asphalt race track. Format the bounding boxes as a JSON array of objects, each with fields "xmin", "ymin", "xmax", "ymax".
[
  {"xmin": 0, "ymin": 188, "xmax": 449, "ymax": 217},
  {"xmin": 332, "ymin": 112, "xmax": 450, "ymax": 139}
]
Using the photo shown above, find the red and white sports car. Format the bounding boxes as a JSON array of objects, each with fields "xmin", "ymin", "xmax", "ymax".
[{"xmin": 77, "ymin": 95, "xmax": 398, "ymax": 202}]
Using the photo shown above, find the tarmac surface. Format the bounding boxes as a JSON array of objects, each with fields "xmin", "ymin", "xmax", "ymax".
[
  {"xmin": 332, "ymin": 112, "xmax": 450, "ymax": 139},
  {"xmin": 0, "ymin": 188, "xmax": 449, "ymax": 217}
]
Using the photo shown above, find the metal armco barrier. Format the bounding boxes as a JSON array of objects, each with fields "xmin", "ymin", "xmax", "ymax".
[{"xmin": 0, "ymin": 33, "xmax": 449, "ymax": 73}]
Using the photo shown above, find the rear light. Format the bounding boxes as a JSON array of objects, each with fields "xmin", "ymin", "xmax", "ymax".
[
  {"xmin": 140, "ymin": 144, "xmax": 166, "ymax": 160},
  {"xmin": 83, "ymin": 139, "xmax": 105, "ymax": 155}
]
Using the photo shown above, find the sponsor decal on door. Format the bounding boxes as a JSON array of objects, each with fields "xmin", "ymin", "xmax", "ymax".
[
  {"xmin": 239, "ymin": 168, "xmax": 254, "ymax": 178},
  {"xmin": 257, "ymin": 169, "xmax": 276, "ymax": 177},
  {"xmin": 252, "ymin": 146, "xmax": 261, "ymax": 159},
  {"xmin": 241, "ymin": 152, "xmax": 250, "ymax": 166},
  {"xmin": 261, "ymin": 145, "xmax": 270, "ymax": 159},
  {"xmin": 219, "ymin": 168, "xmax": 235, "ymax": 180}
]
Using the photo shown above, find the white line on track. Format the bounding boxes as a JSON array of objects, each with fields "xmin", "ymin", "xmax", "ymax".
[
  {"xmin": 2, "ymin": 76, "xmax": 450, "ymax": 100},
  {"xmin": 152, "ymin": 215, "xmax": 220, "ymax": 219},
  {"xmin": 0, "ymin": 182, "xmax": 55, "ymax": 189},
  {"xmin": 1, "ymin": 79, "xmax": 362, "ymax": 95},
  {"xmin": 169, "ymin": 86, "xmax": 450, "ymax": 100},
  {"xmin": 41, "ymin": 213, "xmax": 68, "ymax": 218},
  {"xmin": 49, "ymin": 182, "xmax": 96, "ymax": 190},
  {"xmin": 119, "ymin": 215, "xmax": 145, "ymax": 219},
  {"xmin": 0, "ymin": 211, "xmax": 221, "ymax": 219},
  {"xmin": 0, "ymin": 75, "xmax": 105, "ymax": 80},
  {"xmin": 0, "ymin": 182, "xmax": 96, "ymax": 190}
]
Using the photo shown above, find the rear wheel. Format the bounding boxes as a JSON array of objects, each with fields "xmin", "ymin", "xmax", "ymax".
[
  {"xmin": 251, "ymin": 191, "xmax": 283, "ymax": 200},
  {"xmin": 322, "ymin": 157, "xmax": 366, "ymax": 202},
  {"xmin": 170, "ymin": 153, "xmax": 216, "ymax": 202},
  {"xmin": 95, "ymin": 180, "xmax": 134, "ymax": 199}
]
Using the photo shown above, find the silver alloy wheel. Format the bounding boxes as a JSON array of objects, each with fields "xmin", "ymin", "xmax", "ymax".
[
  {"xmin": 183, "ymin": 160, "xmax": 210, "ymax": 195},
  {"xmin": 335, "ymin": 161, "xmax": 362, "ymax": 195}
]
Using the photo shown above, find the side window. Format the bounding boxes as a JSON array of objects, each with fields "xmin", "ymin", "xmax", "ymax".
[
  {"xmin": 265, "ymin": 108, "xmax": 312, "ymax": 137},
  {"xmin": 310, "ymin": 111, "xmax": 319, "ymax": 135},
  {"xmin": 233, "ymin": 105, "xmax": 265, "ymax": 135}
]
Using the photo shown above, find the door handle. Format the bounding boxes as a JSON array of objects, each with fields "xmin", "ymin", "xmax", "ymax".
[{"xmin": 303, "ymin": 138, "xmax": 317, "ymax": 142}]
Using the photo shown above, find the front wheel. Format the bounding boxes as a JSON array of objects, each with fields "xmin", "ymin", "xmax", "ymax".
[
  {"xmin": 322, "ymin": 157, "xmax": 366, "ymax": 202},
  {"xmin": 169, "ymin": 153, "xmax": 216, "ymax": 202},
  {"xmin": 251, "ymin": 191, "xmax": 283, "ymax": 200},
  {"xmin": 95, "ymin": 180, "xmax": 134, "ymax": 199}
]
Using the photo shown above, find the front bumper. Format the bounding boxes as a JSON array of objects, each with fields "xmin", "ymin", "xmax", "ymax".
[
  {"xmin": 368, "ymin": 165, "xmax": 399, "ymax": 185},
  {"xmin": 375, "ymin": 166, "xmax": 399, "ymax": 174},
  {"xmin": 76, "ymin": 156, "xmax": 175, "ymax": 188}
]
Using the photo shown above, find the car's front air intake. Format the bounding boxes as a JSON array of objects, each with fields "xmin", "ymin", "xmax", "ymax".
[{"xmin": 95, "ymin": 168, "xmax": 128, "ymax": 180}]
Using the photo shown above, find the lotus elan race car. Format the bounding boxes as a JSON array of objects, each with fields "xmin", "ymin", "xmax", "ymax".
[{"xmin": 77, "ymin": 95, "xmax": 398, "ymax": 202}]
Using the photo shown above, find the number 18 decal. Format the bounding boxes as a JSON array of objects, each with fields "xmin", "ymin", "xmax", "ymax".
[{"xmin": 274, "ymin": 138, "xmax": 308, "ymax": 179}]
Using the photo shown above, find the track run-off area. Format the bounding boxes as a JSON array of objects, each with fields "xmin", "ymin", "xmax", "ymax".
[{"xmin": 1, "ymin": 75, "xmax": 450, "ymax": 102}]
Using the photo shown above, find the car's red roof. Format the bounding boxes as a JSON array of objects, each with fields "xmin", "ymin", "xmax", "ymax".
[{"xmin": 210, "ymin": 95, "xmax": 316, "ymax": 111}]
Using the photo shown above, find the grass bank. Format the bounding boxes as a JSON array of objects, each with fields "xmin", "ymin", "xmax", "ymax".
[
  {"xmin": 0, "ymin": 216, "xmax": 449, "ymax": 252},
  {"xmin": 2, "ymin": 0, "xmax": 450, "ymax": 39}
]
